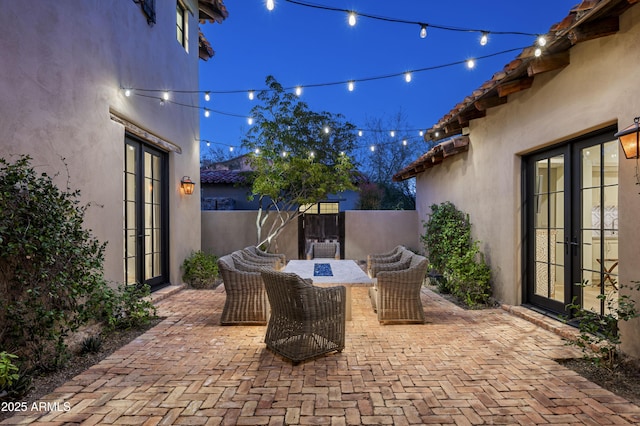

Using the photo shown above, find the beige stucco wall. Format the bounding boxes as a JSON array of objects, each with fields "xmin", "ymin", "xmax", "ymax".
[
  {"xmin": 201, "ymin": 211, "xmax": 299, "ymax": 260},
  {"xmin": 414, "ymin": 5, "xmax": 640, "ymax": 356},
  {"xmin": 202, "ymin": 210, "xmax": 419, "ymax": 262},
  {"xmin": 0, "ymin": 1, "xmax": 203, "ymax": 286},
  {"xmin": 344, "ymin": 210, "xmax": 420, "ymax": 260}
]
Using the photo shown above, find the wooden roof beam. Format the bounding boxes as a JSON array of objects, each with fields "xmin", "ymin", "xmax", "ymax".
[
  {"xmin": 567, "ymin": 16, "xmax": 619, "ymax": 44},
  {"xmin": 497, "ymin": 77, "xmax": 534, "ymax": 97},
  {"xmin": 527, "ymin": 52, "xmax": 570, "ymax": 77},
  {"xmin": 474, "ymin": 95, "xmax": 508, "ymax": 111}
]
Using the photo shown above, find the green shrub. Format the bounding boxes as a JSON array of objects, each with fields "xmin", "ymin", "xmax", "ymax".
[
  {"xmin": 182, "ymin": 251, "xmax": 219, "ymax": 289},
  {"xmin": 422, "ymin": 201, "xmax": 492, "ymax": 307},
  {"xmin": 0, "ymin": 156, "xmax": 107, "ymax": 371},
  {"xmin": 0, "ymin": 352, "xmax": 19, "ymax": 389},
  {"xmin": 566, "ymin": 281, "xmax": 640, "ymax": 368},
  {"xmin": 83, "ymin": 282, "xmax": 157, "ymax": 331}
]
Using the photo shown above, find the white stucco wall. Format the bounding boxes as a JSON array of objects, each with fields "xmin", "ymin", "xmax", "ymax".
[
  {"xmin": 415, "ymin": 5, "xmax": 640, "ymax": 355},
  {"xmin": 0, "ymin": 1, "xmax": 203, "ymax": 287}
]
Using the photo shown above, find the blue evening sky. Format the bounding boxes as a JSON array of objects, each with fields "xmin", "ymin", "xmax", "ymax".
[{"xmin": 198, "ymin": 1, "xmax": 577, "ymax": 157}]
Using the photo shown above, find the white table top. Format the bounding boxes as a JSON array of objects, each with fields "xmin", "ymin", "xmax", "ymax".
[{"xmin": 283, "ymin": 259, "xmax": 372, "ymax": 286}]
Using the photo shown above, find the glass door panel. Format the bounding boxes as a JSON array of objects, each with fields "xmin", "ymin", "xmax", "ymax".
[
  {"xmin": 533, "ymin": 155, "xmax": 565, "ymax": 303},
  {"xmin": 578, "ymin": 140, "xmax": 618, "ymax": 316},
  {"xmin": 123, "ymin": 137, "xmax": 168, "ymax": 291}
]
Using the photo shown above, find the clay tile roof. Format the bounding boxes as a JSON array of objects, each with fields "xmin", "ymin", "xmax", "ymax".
[
  {"xmin": 201, "ymin": 169, "xmax": 249, "ymax": 184},
  {"xmin": 420, "ymin": 0, "xmax": 635, "ymax": 146},
  {"xmin": 198, "ymin": 0, "xmax": 228, "ymax": 61}
]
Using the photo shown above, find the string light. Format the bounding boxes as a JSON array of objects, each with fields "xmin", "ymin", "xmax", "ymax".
[
  {"xmin": 419, "ymin": 24, "xmax": 427, "ymax": 39},
  {"xmin": 347, "ymin": 80, "xmax": 355, "ymax": 92},
  {"xmin": 537, "ymin": 35, "xmax": 547, "ymax": 46},
  {"xmin": 204, "ymin": 92, "xmax": 211, "ymax": 101},
  {"xmin": 162, "ymin": 91, "xmax": 170, "ymax": 101},
  {"xmin": 358, "ymin": 130, "xmax": 363, "ymax": 137},
  {"xmin": 124, "ymin": 88, "xmax": 132, "ymax": 97},
  {"xmin": 402, "ymin": 139, "xmax": 408, "ymax": 146},
  {"xmin": 279, "ymin": 0, "xmax": 543, "ymax": 43},
  {"xmin": 466, "ymin": 58, "xmax": 476, "ymax": 69},
  {"xmin": 480, "ymin": 32, "xmax": 489, "ymax": 46},
  {"xmin": 390, "ymin": 130, "xmax": 395, "ymax": 137},
  {"xmin": 247, "ymin": 117, "xmax": 253, "ymax": 125},
  {"xmin": 348, "ymin": 11, "xmax": 357, "ymax": 26},
  {"xmin": 404, "ymin": 72, "xmax": 412, "ymax": 83},
  {"xmin": 370, "ymin": 145, "xmax": 375, "ymax": 152},
  {"xmin": 323, "ymin": 126, "xmax": 330, "ymax": 134},
  {"xmin": 295, "ymin": 86, "xmax": 302, "ymax": 96},
  {"xmin": 229, "ymin": 146, "xmax": 234, "ymax": 152},
  {"xmin": 248, "ymin": 90, "xmax": 255, "ymax": 100},
  {"xmin": 204, "ymin": 108, "xmax": 210, "ymax": 118},
  {"xmin": 534, "ymin": 47, "xmax": 542, "ymax": 57},
  {"xmin": 266, "ymin": 0, "xmax": 275, "ymax": 11}
]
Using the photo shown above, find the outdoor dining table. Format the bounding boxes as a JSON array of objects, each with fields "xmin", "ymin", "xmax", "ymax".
[{"xmin": 283, "ymin": 259, "xmax": 373, "ymax": 321}]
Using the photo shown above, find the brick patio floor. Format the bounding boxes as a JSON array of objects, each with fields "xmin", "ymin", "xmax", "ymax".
[{"xmin": 4, "ymin": 286, "xmax": 640, "ymax": 425}]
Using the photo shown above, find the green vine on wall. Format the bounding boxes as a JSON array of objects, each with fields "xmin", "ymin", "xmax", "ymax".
[{"xmin": 421, "ymin": 201, "xmax": 492, "ymax": 307}]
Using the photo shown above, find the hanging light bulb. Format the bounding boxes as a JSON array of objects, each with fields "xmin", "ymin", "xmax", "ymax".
[
  {"xmin": 295, "ymin": 86, "xmax": 302, "ymax": 96},
  {"xmin": 466, "ymin": 58, "xmax": 476, "ymax": 69},
  {"xmin": 348, "ymin": 11, "xmax": 357, "ymax": 26},
  {"xmin": 124, "ymin": 88, "xmax": 132, "ymax": 97},
  {"xmin": 347, "ymin": 81, "xmax": 355, "ymax": 92},
  {"xmin": 206, "ymin": 141, "xmax": 211, "ymax": 147},
  {"xmin": 324, "ymin": 126, "xmax": 330, "ymax": 134},
  {"xmin": 404, "ymin": 72, "xmax": 412, "ymax": 83},
  {"xmin": 247, "ymin": 117, "xmax": 253, "ymax": 125},
  {"xmin": 266, "ymin": 0, "xmax": 275, "ymax": 11},
  {"xmin": 534, "ymin": 47, "xmax": 542, "ymax": 57},
  {"xmin": 480, "ymin": 32, "xmax": 489, "ymax": 46},
  {"xmin": 159, "ymin": 99, "xmax": 165, "ymax": 106},
  {"xmin": 419, "ymin": 24, "xmax": 427, "ymax": 39},
  {"xmin": 419, "ymin": 130, "xmax": 424, "ymax": 136},
  {"xmin": 204, "ymin": 92, "xmax": 211, "ymax": 101},
  {"xmin": 162, "ymin": 91, "xmax": 170, "ymax": 101},
  {"xmin": 390, "ymin": 130, "xmax": 396, "ymax": 137},
  {"xmin": 255, "ymin": 148, "xmax": 260, "ymax": 154},
  {"xmin": 229, "ymin": 146, "xmax": 234, "ymax": 152},
  {"xmin": 358, "ymin": 130, "xmax": 363, "ymax": 137},
  {"xmin": 537, "ymin": 35, "xmax": 547, "ymax": 47},
  {"xmin": 370, "ymin": 145, "xmax": 375, "ymax": 152},
  {"xmin": 204, "ymin": 108, "xmax": 210, "ymax": 118},
  {"xmin": 402, "ymin": 139, "xmax": 408, "ymax": 146},
  {"xmin": 310, "ymin": 151, "xmax": 315, "ymax": 158},
  {"xmin": 248, "ymin": 90, "xmax": 255, "ymax": 100},
  {"xmin": 282, "ymin": 151, "xmax": 288, "ymax": 157}
]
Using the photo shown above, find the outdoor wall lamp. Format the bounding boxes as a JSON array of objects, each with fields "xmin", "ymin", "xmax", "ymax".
[
  {"xmin": 180, "ymin": 176, "xmax": 195, "ymax": 195},
  {"xmin": 614, "ymin": 117, "xmax": 640, "ymax": 159}
]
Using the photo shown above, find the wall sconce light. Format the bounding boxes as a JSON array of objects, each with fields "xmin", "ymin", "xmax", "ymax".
[
  {"xmin": 180, "ymin": 176, "xmax": 195, "ymax": 195},
  {"xmin": 614, "ymin": 117, "xmax": 640, "ymax": 159}
]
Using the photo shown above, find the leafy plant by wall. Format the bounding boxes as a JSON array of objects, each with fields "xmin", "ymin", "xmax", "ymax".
[
  {"xmin": 182, "ymin": 251, "xmax": 219, "ymax": 289},
  {"xmin": 0, "ymin": 156, "xmax": 110, "ymax": 371},
  {"xmin": 422, "ymin": 201, "xmax": 492, "ymax": 307}
]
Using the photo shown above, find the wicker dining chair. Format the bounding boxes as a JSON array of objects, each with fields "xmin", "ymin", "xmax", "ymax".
[
  {"xmin": 260, "ymin": 269, "xmax": 346, "ymax": 364},
  {"xmin": 217, "ymin": 255, "xmax": 269, "ymax": 325},
  {"xmin": 306, "ymin": 241, "xmax": 340, "ymax": 260},
  {"xmin": 244, "ymin": 246, "xmax": 286, "ymax": 265},
  {"xmin": 369, "ymin": 254, "xmax": 429, "ymax": 324}
]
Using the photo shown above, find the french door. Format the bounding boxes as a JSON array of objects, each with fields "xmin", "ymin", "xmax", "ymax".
[
  {"xmin": 525, "ymin": 127, "xmax": 619, "ymax": 316},
  {"xmin": 124, "ymin": 136, "xmax": 169, "ymax": 291}
]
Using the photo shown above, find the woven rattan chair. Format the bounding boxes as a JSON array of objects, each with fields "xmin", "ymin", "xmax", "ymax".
[
  {"xmin": 238, "ymin": 249, "xmax": 282, "ymax": 269},
  {"xmin": 306, "ymin": 242, "xmax": 340, "ymax": 260},
  {"xmin": 367, "ymin": 245, "xmax": 405, "ymax": 272},
  {"xmin": 369, "ymin": 254, "xmax": 429, "ymax": 324},
  {"xmin": 244, "ymin": 246, "xmax": 286, "ymax": 265},
  {"xmin": 260, "ymin": 269, "xmax": 346, "ymax": 364},
  {"xmin": 218, "ymin": 255, "xmax": 269, "ymax": 325},
  {"xmin": 369, "ymin": 248, "xmax": 414, "ymax": 278}
]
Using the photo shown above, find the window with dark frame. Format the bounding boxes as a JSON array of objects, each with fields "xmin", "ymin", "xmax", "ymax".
[{"xmin": 176, "ymin": 1, "xmax": 189, "ymax": 52}]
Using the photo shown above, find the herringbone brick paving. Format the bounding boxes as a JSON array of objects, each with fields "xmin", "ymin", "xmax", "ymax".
[{"xmin": 4, "ymin": 285, "xmax": 640, "ymax": 425}]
